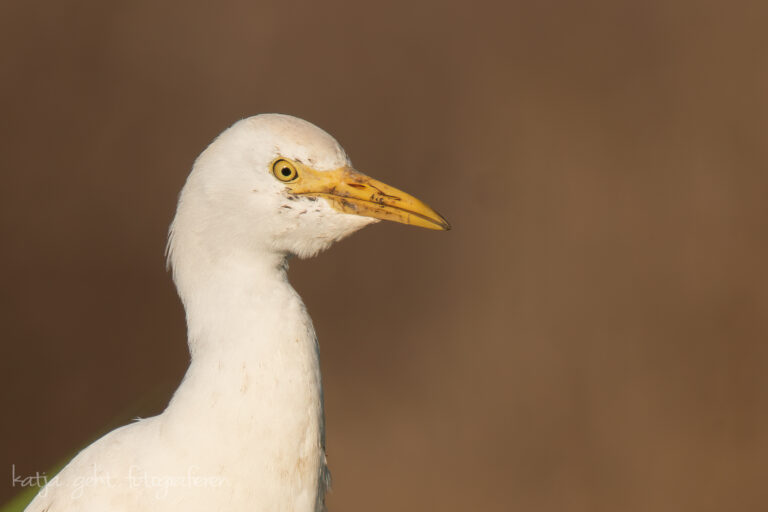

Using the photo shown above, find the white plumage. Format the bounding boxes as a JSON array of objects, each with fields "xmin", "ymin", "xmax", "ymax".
[{"xmin": 25, "ymin": 114, "xmax": 448, "ymax": 512}]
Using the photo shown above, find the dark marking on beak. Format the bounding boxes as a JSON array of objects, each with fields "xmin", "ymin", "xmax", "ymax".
[{"xmin": 368, "ymin": 183, "xmax": 400, "ymax": 200}]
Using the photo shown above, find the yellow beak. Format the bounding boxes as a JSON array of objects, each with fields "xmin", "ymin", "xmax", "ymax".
[{"xmin": 284, "ymin": 164, "xmax": 450, "ymax": 231}]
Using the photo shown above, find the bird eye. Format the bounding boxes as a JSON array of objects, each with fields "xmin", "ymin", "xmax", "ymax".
[{"xmin": 272, "ymin": 159, "xmax": 298, "ymax": 182}]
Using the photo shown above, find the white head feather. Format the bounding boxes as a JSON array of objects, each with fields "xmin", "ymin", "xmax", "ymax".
[{"xmin": 167, "ymin": 114, "xmax": 376, "ymax": 274}]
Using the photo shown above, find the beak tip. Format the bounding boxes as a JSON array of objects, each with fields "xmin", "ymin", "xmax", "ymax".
[{"xmin": 435, "ymin": 213, "xmax": 451, "ymax": 231}]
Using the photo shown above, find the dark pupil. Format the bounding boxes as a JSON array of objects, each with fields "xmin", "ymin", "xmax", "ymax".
[{"xmin": 281, "ymin": 167, "xmax": 292, "ymax": 177}]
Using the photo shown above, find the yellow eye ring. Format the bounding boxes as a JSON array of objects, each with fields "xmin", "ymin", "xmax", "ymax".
[{"xmin": 272, "ymin": 159, "xmax": 298, "ymax": 182}]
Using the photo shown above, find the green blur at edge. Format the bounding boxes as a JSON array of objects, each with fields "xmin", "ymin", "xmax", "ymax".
[{"xmin": 1, "ymin": 460, "xmax": 65, "ymax": 512}]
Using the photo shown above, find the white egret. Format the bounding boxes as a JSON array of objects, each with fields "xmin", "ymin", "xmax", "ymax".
[{"xmin": 25, "ymin": 114, "xmax": 448, "ymax": 512}]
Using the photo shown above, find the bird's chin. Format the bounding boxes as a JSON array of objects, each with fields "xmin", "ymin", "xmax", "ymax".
[
  {"xmin": 342, "ymin": 213, "xmax": 380, "ymax": 232},
  {"xmin": 284, "ymin": 215, "xmax": 378, "ymax": 259}
]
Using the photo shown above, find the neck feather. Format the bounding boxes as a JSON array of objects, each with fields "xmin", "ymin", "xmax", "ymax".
[
  {"xmin": 165, "ymin": 227, "xmax": 322, "ymax": 415},
  {"xmin": 161, "ymin": 225, "xmax": 328, "ymax": 511}
]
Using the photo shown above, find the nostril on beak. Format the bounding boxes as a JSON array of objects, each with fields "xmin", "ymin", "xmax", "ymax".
[{"xmin": 347, "ymin": 183, "xmax": 367, "ymax": 190}]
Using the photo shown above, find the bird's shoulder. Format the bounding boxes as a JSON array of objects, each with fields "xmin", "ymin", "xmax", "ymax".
[{"xmin": 23, "ymin": 418, "xmax": 160, "ymax": 512}]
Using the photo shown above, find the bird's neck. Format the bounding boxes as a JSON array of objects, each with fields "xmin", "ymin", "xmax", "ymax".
[{"xmin": 162, "ymin": 244, "xmax": 327, "ymax": 510}]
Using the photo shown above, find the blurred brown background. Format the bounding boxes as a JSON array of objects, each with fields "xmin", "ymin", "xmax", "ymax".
[{"xmin": 2, "ymin": 0, "xmax": 767, "ymax": 510}]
